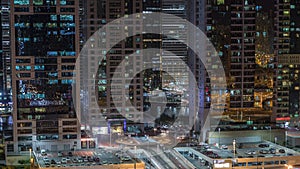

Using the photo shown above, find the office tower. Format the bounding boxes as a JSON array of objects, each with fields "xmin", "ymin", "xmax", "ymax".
[
  {"xmin": 79, "ymin": 0, "xmax": 144, "ymax": 145},
  {"xmin": 187, "ymin": 0, "xmax": 206, "ymax": 136},
  {"xmin": 204, "ymin": 0, "xmax": 276, "ymax": 132},
  {"xmin": 228, "ymin": 0, "xmax": 256, "ymax": 109},
  {"xmin": 10, "ymin": 0, "xmax": 80, "ymax": 152},
  {"xmin": 0, "ymin": 0, "xmax": 13, "ymax": 154},
  {"xmin": 274, "ymin": 0, "xmax": 300, "ymax": 126},
  {"xmin": 160, "ymin": 0, "xmax": 195, "ymax": 132}
]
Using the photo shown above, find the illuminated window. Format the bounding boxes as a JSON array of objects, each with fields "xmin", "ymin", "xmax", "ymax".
[
  {"xmin": 60, "ymin": 0, "xmax": 66, "ymax": 5},
  {"xmin": 60, "ymin": 15, "xmax": 73, "ymax": 21},
  {"xmin": 217, "ymin": 0, "xmax": 224, "ymax": 5},
  {"xmin": 283, "ymin": 10, "xmax": 289, "ymax": 15},
  {"xmin": 33, "ymin": 0, "xmax": 43, "ymax": 5},
  {"xmin": 207, "ymin": 26, "xmax": 212, "ymax": 31},
  {"xmin": 50, "ymin": 15, "xmax": 57, "ymax": 21},
  {"xmin": 14, "ymin": 0, "xmax": 29, "ymax": 5}
]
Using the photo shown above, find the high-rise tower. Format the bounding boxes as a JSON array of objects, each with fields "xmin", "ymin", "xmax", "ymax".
[{"xmin": 11, "ymin": 0, "xmax": 80, "ymax": 152}]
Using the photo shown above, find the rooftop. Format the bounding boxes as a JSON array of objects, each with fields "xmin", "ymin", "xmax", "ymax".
[
  {"xmin": 32, "ymin": 148, "xmax": 144, "ymax": 169},
  {"xmin": 175, "ymin": 141, "xmax": 300, "ymax": 168}
]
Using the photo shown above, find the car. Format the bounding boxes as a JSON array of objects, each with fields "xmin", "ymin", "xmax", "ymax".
[
  {"xmin": 259, "ymin": 150, "xmax": 269, "ymax": 154},
  {"xmin": 58, "ymin": 151, "xmax": 63, "ymax": 157},
  {"xmin": 94, "ymin": 157, "xmax": 100, "ymax": 162},
  {"xmin": 258, "ymin": 144, "xmax": 269, "ymax": 148},
  {"xmin": 51, "ymin": 159, "xmax": 57, "ymax": 164},
  {"xmin": 246, "ymin": 151, "xmax": 256, "ymax": 155},
  {"xmin": 41, "ymin": 149, "xmax": 47, "ymax": 156},
  {"xmin": 68, "ymin": 152, "xmax": 73, "ymax": 157},
  {"xmin": 279, "ymin": 149, "xmax": 285, "ymax": 153},
  {"xmin": 269, "ymin": 148, "xmax": 276, "ymax": 154},
  {"xmin": 61, "ymin": 158, "xmax": 67, "ymax": 164},
  {"xmin": 121, "ymin": 156, "xmax": 131, "ymax": 161},
  {"xmin": 77, "ymin": 158, "xmax": 83, "ymax": 163},
  {"xmin": 72, "ymin": 158, "xmax": 77, "ymax": 163},
  {"xmin": 221, "ymin": 145, "xmax": 228, "ymax": 149}
]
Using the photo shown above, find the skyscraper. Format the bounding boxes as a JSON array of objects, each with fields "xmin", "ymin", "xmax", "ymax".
[
  {"xmin": 79, "ymin": 0, "xmax": 199, "ymax": 145},
  {"xmin": 274, "ymin": 0, "xmax": 300, "ymax": 125},
  {"xmin": 78, "ymin": 0, "xmax": 144, "ymax": 146},
  {"xmin": 0, "ymin": 0, "xmax": 13, "ymax": 152},
  {"xmin": 10, "ymin": 0, "xmax": 80, "ymax": 152},
  {"xmin": 204, "ymin": 0, "xmax": 275, "ymax": 132}
]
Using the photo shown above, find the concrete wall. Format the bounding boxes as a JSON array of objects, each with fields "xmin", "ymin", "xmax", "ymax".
[
  {"xmin": 209, "ymin": 136, "xmax": 261, "ymax": 145},
  {"xmin": 208, "ymin": 129, "xmax": 285, "ymax": 145}
]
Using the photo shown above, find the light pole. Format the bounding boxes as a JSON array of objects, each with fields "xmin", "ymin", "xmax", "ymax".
[
  {"xmin": 285, "ymin": 130, "xmax": 288, "ymax": 147},
  {"xmin": 218, "ymin": 128, "xmax": 221, "ymax": 148},
  {"xmin": 269, "ymin": 126, "xmax": 272, "ymax": 142},
  {"xmin": 233, "ymin": 139, "xmax": 236, "ymax": 168},
  {"xmin": 109, "ymin": 128, "xmax": 112, "ymax": 147}
]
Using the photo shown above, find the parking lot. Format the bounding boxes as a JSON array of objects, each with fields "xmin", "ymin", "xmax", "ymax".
[
  {"xmin": 175, "ymin": 141, "xmax": 300, "ymax": 168},
  {"xmin": 34, "ymin": 148, "xmax": 137, "ymax": 168},
  {"xmin": 205, "ymin": 141, "xmax": 300, "ymax": 159}
]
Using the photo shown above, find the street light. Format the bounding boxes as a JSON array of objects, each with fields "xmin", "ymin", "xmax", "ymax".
[
  {"xmin": 233, "ymin": 139, "xmax": 236, "ymax": 168},
  {"xmin": 269, "ymin": 126, "xmax": 272, "ymax": 142},
  {"xmin": 109, "ymin": 128, "xmax": 112, "ymax": 147},
  {"xmin": 218, "ymin": 128, "xmax": 221, "ymax": 148}
]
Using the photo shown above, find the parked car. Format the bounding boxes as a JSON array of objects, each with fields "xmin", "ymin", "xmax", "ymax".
[
  {"xmin": 61, "ymin": 158, "xmax": 67, "ymax": 164},
  {"xmin": 41, "ymin": 149, "xmax": 47, "ymax": 156},
  {"xmin": 269, "ymin": 148, "xmax": 276, "ymax": 154},
  {"xmin": 51, "ymin": 159, "xmax": 57, "ymax": 164},
  {"xmin": 259, "ymin": 150, "xmax": 269, "ymax": 154},
  {"xmin": 246, "ymin": 151, "xmax": 256, "ymax": 155},
  {"xmin": 58, "ymin": 151, "xmax": 63, "ymax": 157},
  {"xmin": 221, "ymin": 145, "xmax": 228, "ymax": 149},
  {"xmin": 279, "ymin": 149, "xmax": 285, "ymax": 153},
  {"xmin": 258, "ymin": 144, "xmax": 269, "ymax": 148}
]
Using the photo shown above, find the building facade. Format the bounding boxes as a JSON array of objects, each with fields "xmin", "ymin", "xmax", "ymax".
[
  {"xmin": 10, "ymin": 0, "xmax": 81, "ymax": 153},
  {"xmin": 273, "ymin": 0, "xmax": 300, "ymax": 125}
]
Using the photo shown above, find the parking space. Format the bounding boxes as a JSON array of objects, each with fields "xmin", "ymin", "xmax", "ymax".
[{"xmin": 35, "ymin": 148, "xmax": 138, "ymax": 168}]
